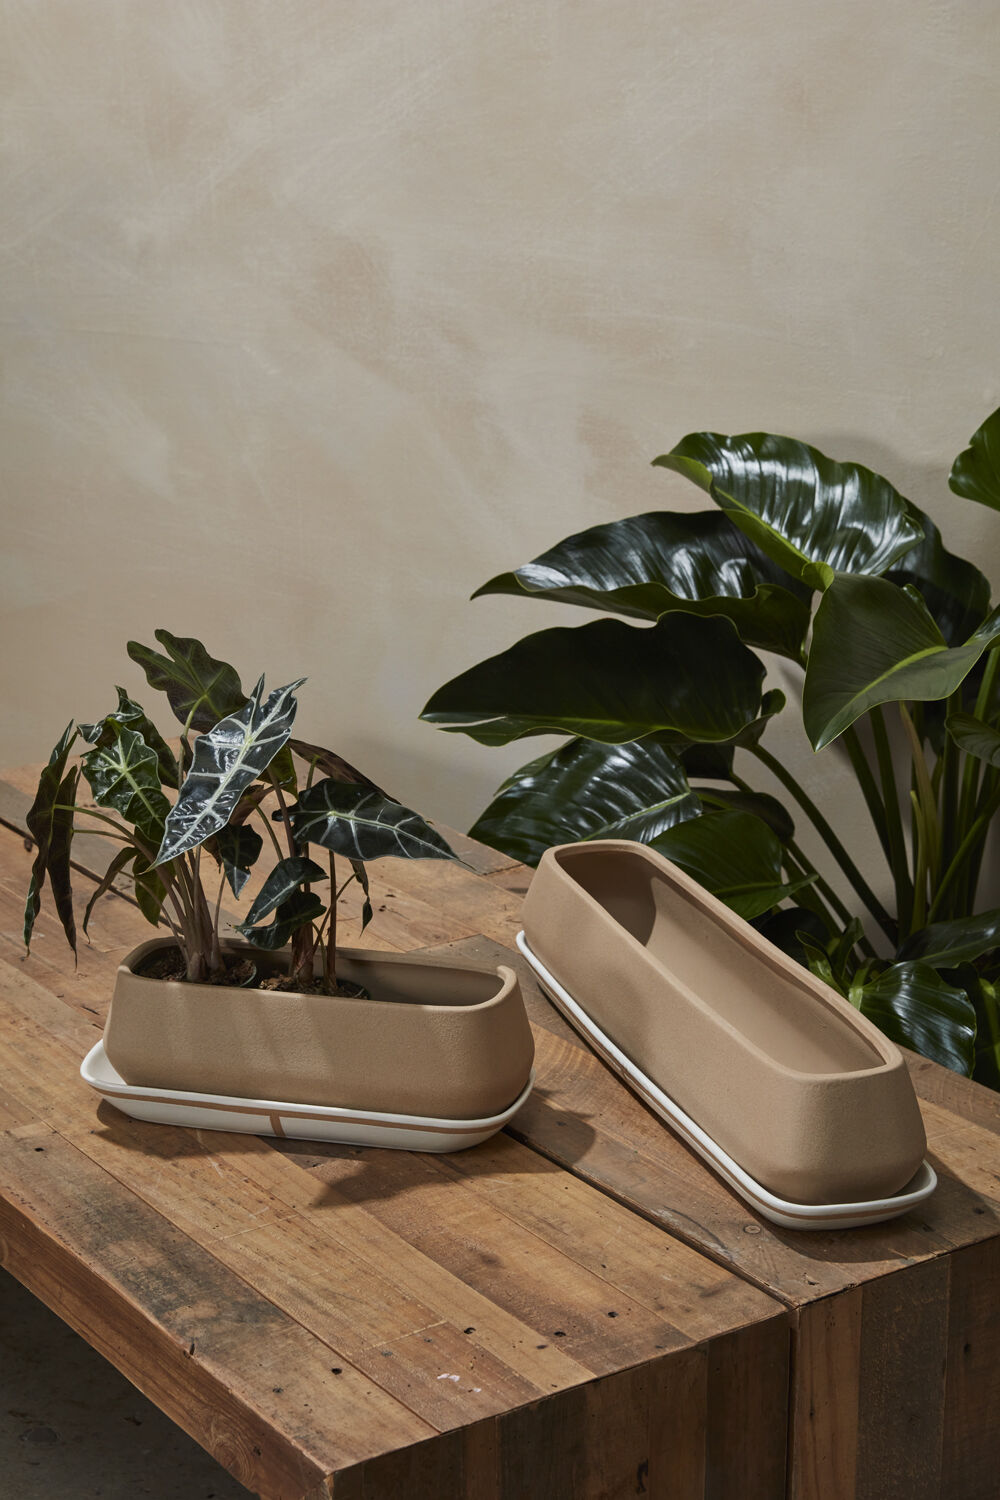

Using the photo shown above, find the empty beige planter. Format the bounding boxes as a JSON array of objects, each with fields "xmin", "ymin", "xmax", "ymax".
[
  {"xmin": 521, "ymin": 841, "xmax": 930, "ymax": 1218},
  {"xmin": 90, "ymin": 938, "xmax": 535, "ymax": 1148}
]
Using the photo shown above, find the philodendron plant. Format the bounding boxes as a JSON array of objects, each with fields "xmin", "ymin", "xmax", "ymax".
[
  {"xmin": 422, "ymin": 405, "xmax": 1000, "ymax": 1089},
  {"xmin": 25, "ymin": 631, "xmax": 458, "ymax": 991}
]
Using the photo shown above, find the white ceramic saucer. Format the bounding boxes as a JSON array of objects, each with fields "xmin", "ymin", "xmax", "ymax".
[
  {"xmin": 517, "ymin": 932, "xmax": 936, "ymax": 1231},
  {"xmin": 81, "ymin": 1040, "xmax": 534, "ymax": 1152}
]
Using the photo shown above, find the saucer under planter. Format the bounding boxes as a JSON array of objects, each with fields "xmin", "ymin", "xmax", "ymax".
[
  {"xmin": 90, "ymin": 938, "xmax": 535, "ymax": 1147},
  {"xmin": 521, "ymin": 840, "xmax": 932, "ymax": 1224}
]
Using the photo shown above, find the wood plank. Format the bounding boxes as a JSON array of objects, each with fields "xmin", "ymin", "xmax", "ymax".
[
  {"xmin": 0, "ymin": 1122, "xmax": 433, "ymax": 1499},
  {"xmin": 939, "ymin": 1237, "xmax": 1000, "ymax": 1500}
]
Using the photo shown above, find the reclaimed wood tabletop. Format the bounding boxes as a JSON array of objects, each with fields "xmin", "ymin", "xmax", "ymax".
[
  {"xmin": 3, "ymin": 755, "xmax": 1000, "ymax": 1499},
  {"xmin": 0, "ymin": 763, "xmax": 788, "ymax": 1500}
]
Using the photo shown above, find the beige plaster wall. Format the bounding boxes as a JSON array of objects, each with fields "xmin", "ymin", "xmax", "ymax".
[{"xmin": 3, "ymin": 0, "xmax": 999, "ymax": 904}]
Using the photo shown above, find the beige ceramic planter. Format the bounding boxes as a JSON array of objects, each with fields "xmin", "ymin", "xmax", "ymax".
[
  {"xmin": 521, "ymin": 840, "xmax": 928, "ymax": 1208},
  {"xmin": 101, "ymin": 938, "xmax": 535, "ymax": 1122}
]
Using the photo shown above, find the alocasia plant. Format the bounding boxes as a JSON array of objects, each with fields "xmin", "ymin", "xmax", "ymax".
[
  {"xmin": 422, "ymin": 405, "xmax": 1000, "ymax": 1088},
  {"xmin": 25, "ymin": 631, "xmax": 457, "ymax": 989}
]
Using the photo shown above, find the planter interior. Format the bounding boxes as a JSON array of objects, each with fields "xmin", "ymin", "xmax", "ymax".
[{"xmin": 523, "ymin": 840, "xmax": 928, "ymax": 1205}]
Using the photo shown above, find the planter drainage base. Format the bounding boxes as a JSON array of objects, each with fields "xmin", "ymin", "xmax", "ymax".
[
  {"xmin": 517, "ymin": 933, "xmax": 936, "ymax": 1231},
  {"xmin": 81, "ymin": 1040, "xmax": 534, "ymax": 1153}
]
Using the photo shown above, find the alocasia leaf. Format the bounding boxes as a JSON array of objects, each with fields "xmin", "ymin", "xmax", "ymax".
[
  {"xmin": 474, "ymin": 510, "xmax": 811, "ymax": 660},
  {"xmin": 82, "ymin": 846, "xmax": 136, "ymax": 937},
  {"xmin": 289, "ymin": 738, "xmax": 392, "ymax": 798},
  {"xmin": 237, "ymin": 856, "xmax": 327, "ymax": 929},
  {"xmin": 80, "ymin": 687, "xmax": 179, "ymax": 788},
  {"xmin": 654, "ymin": 431, "xmax": 923, "ymax": 590},
  {"xmin": 209, "ymin": 824, "xmax": 265, "ymax": 898},
  {"xmin": 238, "ymin": 889, "xmax": 325, "ymax": 950},
  {"xmin": 804, "ymin": 574, "xmax": 1000, "ymax": 749},
  {"xmin": 126, "ymin": 630, "xmax": 246, "ymax": 732},
  {"xmin": 81, "ymin": 721, "xmax": 171, "ymax": 849},
  {"xmin": 291, "ymin": 781, "xmax": 458, "ymax": 862},
  {"xmin": 154, "ymin": 677, "xmax": 303, "ymax": 865},
  {"xmin": 23, "ymin": 723, "xmax": 78, "ymax": 954},
  {"xmin": 131, "ymin": 855, "xmax": 168, "ymax": 927},
  {"xmin": 469, "ymin": 735, "xmax": 702, "ymax": 867},
  {"xmin": 421, "ymin": 614, "xmax": 765, "ymax": 746}
]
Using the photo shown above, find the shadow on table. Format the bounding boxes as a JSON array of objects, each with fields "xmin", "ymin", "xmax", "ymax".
[{"xmin": 94, "ymin": 1088, "xmax": 597, "ymax": 1209}]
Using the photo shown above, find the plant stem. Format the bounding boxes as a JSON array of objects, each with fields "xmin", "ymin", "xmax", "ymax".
[
  {"xmin": 749, "ymin": 744, "xmax": 897, "ymax": 942},
  {"xmin": 842, "ymin": 725, "xmax": 892, "ymax": 865},
  {"xmin": 868, "ymin": 706, "xmax": 913, "ymax": 933},
  {"xmin": 325, "ymin": 851, "xmax": 337, "ymax": 989},
  {"xmin": 928, "ymin": 779, "xmax": 1000, "ymax": 922},
  {"xmin": 255, "ymin": 801, "xmax": 285, "ymax": 860}
]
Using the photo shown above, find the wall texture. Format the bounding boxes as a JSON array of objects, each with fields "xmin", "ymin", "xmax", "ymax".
[{"xmin": 3, "ymin": 1, "xmax": 999, "ymax": 903}]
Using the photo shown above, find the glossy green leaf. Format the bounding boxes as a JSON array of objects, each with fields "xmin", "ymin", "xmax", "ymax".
[
  {"xmin": 81, "ymin": 721, "xmax": 170, "ymax": 849},
  {"xmin": 945, "ymin": 710, "xmax": 1000, "ymax": 770},
  {"xmin": 131, "ymin": 855, "xmax": 167, "ymax": 928},
  {"xmin": 23, "ymin": 723, "xmax": 78, "ymax": 954},
  {"xmin": 696, "ymin": 787, "xmax": 794, "ymax": 843},
  {"xmin": 949, "ymin": 404, "xmax": 1000, "ymax": 512},
  {"xmin": 857, "ymin": 961, "xmax": 976, "ymax": 1076},
  {"xmin": 752, "ymin": 906, "xmax": 832, "ymax": 963},
  {"xmin": 126, "ymin": 630, "xmax": 246, "ymax": 733},
  {"xmin": 82, "ymin": 846, "xmax": 135, "ymax": 937},
  {"xmin": 237, "ymin": 856, "xmax": 327, "ymax": 930},
  {"xmin": 797, "ymin": 930, "xmax": 840, "ymax": 993},
  {"xmin": 474, "ymin": 510, "xmax": 811, "ymax": 660},
  {"xmin": 653, "ymin": 432, "xmax": 923, "ymax": 590},
  {"xmin": 210, "ymin": 824, "xmax": 265, "ymax": 898},
  {"xmin": 897, "ymin": 909, "xmax": 1000, "ymax": 968},
  {"xmin": 238, "ymin": 889, "xmax": 325, "ymax": 950},
  {"xmin": 469, "ymin": 736, "xmax": 702, "ymax": 867},
  {"xmin": 971, "ymin": 977, "xmax": 1000, "ymax": 1090},
  {"xmin": 649, "ymin": 809, "xmax": 812, "ymax": 920},
  {"xmin": 291, "ymin": 780, "xmax": 458, "ymax": 863},
  {"xmin": 887, "ymin": 510, "xmax": 991, "ymax": 646},
  {"xmin": 421, "ymin": 615, "xmax": 765, "ymax": 746},
  {"xmin": 804, "ymin": 574, "xmax": 1000, "ymax": 749},
  {"xmin": 667, "ymin": 690, "xmax": 786, "ymax": 782},
  {"xmin": 154, "ymin": 677, "xmax": 303, "ymax": 865},
  {"xmin": 80, "ymin": 687, "xmax": 179, "ymax": 789}
]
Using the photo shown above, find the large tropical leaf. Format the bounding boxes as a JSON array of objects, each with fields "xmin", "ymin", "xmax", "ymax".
[
  {"xmin": 209, "ymin": 824, "xmax": 265, "ymax": 898},
  {"xmin": 421, "ymin": 614, "xmax": 765, "ymax": 746},
  {"xmin": 668, "ymin": 689, "xmax": 786, "ymax": 782},
  {"xmin": 897, "ymin": 909, "xmax": 1000, "ymax": 968},
  {"xmin": 972, "ymin": 977, "xmax": 1000, "ymax": 1091},
  {"xmin": 696, "ymin": 787, "xmax": 794, "ymax": 843},
  {"xmin": 80, "ymin": 687, "xmax": 180, "ymax": 789},
  {"xmin": 289, "ymin": 738, "xmax": 392, "ymax": 798},
  {"xmin": 126, "ymin": 630, "xmax": 246, "ymax": 733},
  {"xmin": 949, "ymin": 404, "xmax": 1000, "ymax": 513},
  {"xmin": 654, "ymin": 432, "xmax": 923, "ymax": 591},
  {"xmin": 649, "ymin": 809, "xmax": 811, "ymax": 920},
  {"xmin": 291, "ymin": 781, "xmax": 458, "ymax": 863},
  {"xmin": 474, "ymin": 510, "xmax": 811, "ymax": 660},
  {"xmin": 855, "ymin": 961, "xmax": 977, "ymax": 1076},
  {"xmin": 154, "ymin": 677, "xmax": 303, "ymax": 865},
  {"xmin": 945, "ymin": 711, "xmax": 1000, "ymax": 770},
  {"xmin": 81, "ymin": 721, "xmax": 170, "ymax": 848},
  {"xmin": 469, "ymin": 735, "xmax": 702, "ymax": 867},
  {"xmin": 887, "ymin": 510, "xmax": 991, "ymax": 646},
  {"xmin": 752, "ymin": 906, "xmax": 833, "ymax": 962},
  {"xmin": 23, "ymin": 723, "xmax": 78, "ymax": 954},
  {"xmin": 238, "ymin": 889, "xmax": 325, "ymax": 950},
  {"xmin": 804, "ymin": 574, "xmax": 1000, "ymax": 749},
  {"xmin": 237, "ymin": 856, "xmax": 327, "ymax": 929}
]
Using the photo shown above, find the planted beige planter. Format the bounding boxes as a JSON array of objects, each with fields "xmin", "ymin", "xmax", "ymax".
[
  {"xmin": 84, "ymin": 938, "xmax": 535, "ymax": 1150},
  {"xmin": 520, "ymin": 840, "xmax": 933, "ymax": 1228}
]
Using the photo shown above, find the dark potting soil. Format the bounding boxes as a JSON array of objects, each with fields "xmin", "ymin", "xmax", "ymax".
[{"xmin": 134, "ymin": 947, "xmax": 369, "ymax": 998}]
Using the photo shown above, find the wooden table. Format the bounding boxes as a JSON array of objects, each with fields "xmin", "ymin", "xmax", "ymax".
[{"xmin": 1, "ymin": 762, "xmax": 998, "ymax": 1499}]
